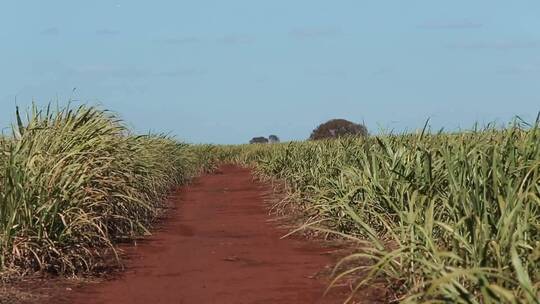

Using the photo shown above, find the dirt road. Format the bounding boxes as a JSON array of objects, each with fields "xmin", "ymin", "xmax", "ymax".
[{"xmin": 64, "ymin": 165, "xmax": 348, "ymax": 304}]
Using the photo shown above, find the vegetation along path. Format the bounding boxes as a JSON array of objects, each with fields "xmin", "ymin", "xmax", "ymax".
[{"xmin": 65, "ymin": 165, "xmax": 348, "ymax": 304}]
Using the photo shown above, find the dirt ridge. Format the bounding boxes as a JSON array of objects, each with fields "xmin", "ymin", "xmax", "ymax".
[{"xmin": 60, "ymin": 165, "xmax": 351, "ymax": 304}]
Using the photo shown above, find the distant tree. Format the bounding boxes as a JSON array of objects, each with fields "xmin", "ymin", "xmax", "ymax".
[
  {"xmin": 309, "ymin": 119, "xmax": 368, "ymax": 140},
  {"xmin": 268, "ymin": 135, "xmax": 280, "ymax": 143},
  {"xmin": 249, "ymin": 136, "xmax": 269, "ymax": 144}
]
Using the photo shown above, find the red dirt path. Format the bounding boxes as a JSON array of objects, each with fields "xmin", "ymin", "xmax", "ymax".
[{"xmin": 64, "ymin": 165, "xmax": 350, "ymax": 304}]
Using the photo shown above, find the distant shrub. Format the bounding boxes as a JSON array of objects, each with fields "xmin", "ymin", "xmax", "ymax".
[
  {"xmin": 309, "ymin": 119, "xmax": 367, "ymax": 140},
  {"xmin": 249, "ymin": 136, "xmax": 269, "ymax": 144},
  {"xmin": 268, "ymin": 135, "xmax": 280, "ymax": 143}
]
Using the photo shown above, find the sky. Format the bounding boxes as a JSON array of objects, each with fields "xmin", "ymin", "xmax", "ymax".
[{"xmin": 0, "ymin": 1, "xmax": 539, "ymax": 144}]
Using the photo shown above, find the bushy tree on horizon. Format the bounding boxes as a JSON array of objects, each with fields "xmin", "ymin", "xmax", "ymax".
[
  {"xmin": 309, "ymin": 119, "xmax": 367, "ymax": 140},
  {"xmin": 249, "ymin": 136, "xmax": 269, "ymax": 144}
]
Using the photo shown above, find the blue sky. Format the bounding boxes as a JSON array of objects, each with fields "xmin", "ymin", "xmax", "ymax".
[{"xmin": 1, "ymin": 1, "xmax": 539, "ymax": 143}]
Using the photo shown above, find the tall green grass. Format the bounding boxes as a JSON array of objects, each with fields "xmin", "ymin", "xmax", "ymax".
[
  {"xmin": 225, "ymin": 122, "xmax": 540, "ymax": 303},
  {"xmin": 0, "ymin": 104, "xmax": 207, "ymax": 275}
]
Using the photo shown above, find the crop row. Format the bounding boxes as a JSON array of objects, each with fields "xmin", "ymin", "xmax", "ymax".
[
  {"xmin": 221, "ymin": 122, "xmax": 540, "ymax": 303},
  {"xmin": 0, "ymin": 104, "xmax": 213, "ymax": 275}
]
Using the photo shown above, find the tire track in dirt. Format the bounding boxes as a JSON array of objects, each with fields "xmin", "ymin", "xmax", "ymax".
[{"xmin": 65, "ymin": 165, "xmax": 349, "ymax": 304}]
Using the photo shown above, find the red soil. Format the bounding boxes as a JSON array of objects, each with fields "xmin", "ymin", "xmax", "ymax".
[{"xmin": 63, "ymin": 165, "xmax": 353, "ymax": 304}]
